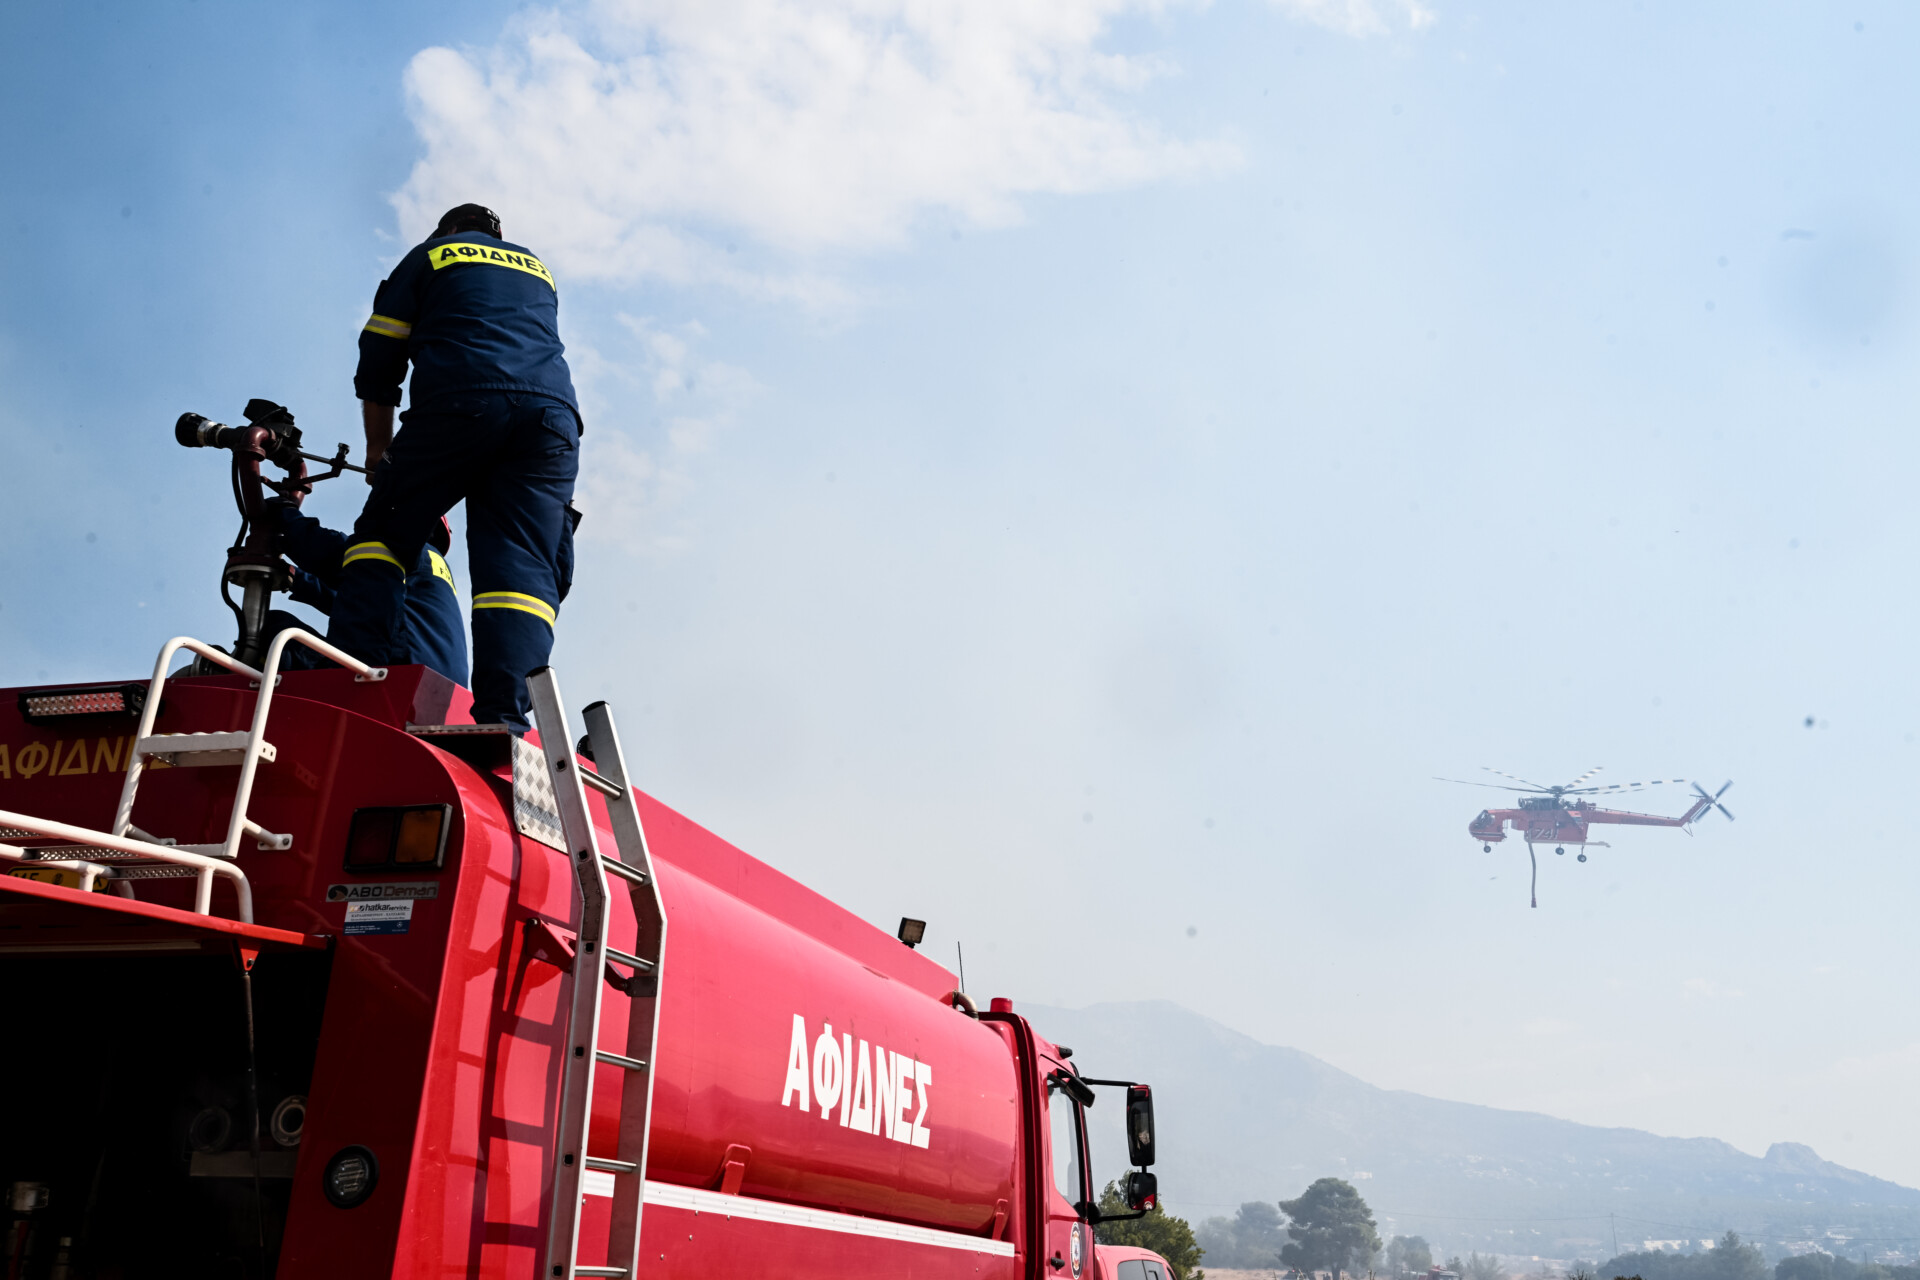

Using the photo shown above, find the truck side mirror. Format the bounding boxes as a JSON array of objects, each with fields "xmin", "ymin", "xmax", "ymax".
[
  {"xmin": 1124, "ymin": 1169, "xmax": 1158, "ymax": 1212},
  {"xmin": 1125, "ymin": 1085, "xmax": 1156, "ymax": 1167}
]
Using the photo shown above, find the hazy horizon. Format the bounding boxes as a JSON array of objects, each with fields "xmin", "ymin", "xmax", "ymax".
[
  {"xmin": 1026, "ymin": 998, "xmax": 1920, "ymax": 1260},
  {"xmin": 7, "ymin": 0, "xmax": 1920, "ymax": 1200},
  {"xmin": 1030, "ymin": 994, "xmax": 1910, "ymax": 1188}
]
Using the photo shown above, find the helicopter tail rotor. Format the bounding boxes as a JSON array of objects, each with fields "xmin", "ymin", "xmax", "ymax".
[{"xmin": 1690, "ymin": 780, "xmax": 1735, "ymax": 822}]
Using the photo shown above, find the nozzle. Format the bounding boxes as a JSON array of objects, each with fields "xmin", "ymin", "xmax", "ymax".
[
  {"xmin": 176, "ymin": 412, "xmax": 229, "ymax": 448},
  {"xmin": 177, "ymin": 406, "xmax": 308, "ymax": 474},
  {"xmin": 175, "ymin": 412, "xmax": 265, "ymax": 455}
]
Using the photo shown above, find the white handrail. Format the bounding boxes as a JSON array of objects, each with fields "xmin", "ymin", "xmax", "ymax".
[
  {"xmin": 112, "ymin": 637, "xmax": 265, "ymax": 840},
  {"xmin": 0, "ymin": 809, "xmax": 254, "ymax": 920},
  {"xmin": 218, "ymin": 628, "xmax": 385, "ymax": 859}
]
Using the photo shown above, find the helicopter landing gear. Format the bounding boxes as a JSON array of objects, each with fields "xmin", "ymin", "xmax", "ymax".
[
  {"xmin": 1483, "ymin": 843, "xmax": 1492, "ymax": 853},
  {"xmin": 1577, "ymin": 852, "xmax": 1587, "ymax": 862},
  {"xmin": 1555, "ymin": 846, "xmax": 1565, "ymax": 856}
]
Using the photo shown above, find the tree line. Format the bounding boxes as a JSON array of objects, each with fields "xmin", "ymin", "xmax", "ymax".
[
  {"xmin": 1593, "ymin": 1234, "xmax": 1920, "ymax": 1280},
  {"xmin": 1193, "ymin": 1186, "xmax": 1920, "ymax": 1280}
]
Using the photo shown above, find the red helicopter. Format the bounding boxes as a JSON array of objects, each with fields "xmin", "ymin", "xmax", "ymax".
[{"xmin": 1436, "ymin": 768, "xmax": 1734, "ymax": 907}]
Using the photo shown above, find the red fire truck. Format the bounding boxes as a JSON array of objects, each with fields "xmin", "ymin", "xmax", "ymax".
[{"xmin": 0, "ymin": 410, "xmax": 1171, "ymax": 1280}]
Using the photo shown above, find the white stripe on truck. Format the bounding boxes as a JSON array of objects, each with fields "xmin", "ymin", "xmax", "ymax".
[{"xmin": 580, "ymin": 1177, "xmax": 1017, "ymax": 1257}]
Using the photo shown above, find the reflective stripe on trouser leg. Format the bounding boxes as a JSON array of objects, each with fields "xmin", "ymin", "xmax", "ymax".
[
  {"xmin": 470, "ymin": 597, "xmax": 555, "ymax": 733},
  {"xmin": 471, "ymin": 591, "xmax": 556, "ymax": 625}
]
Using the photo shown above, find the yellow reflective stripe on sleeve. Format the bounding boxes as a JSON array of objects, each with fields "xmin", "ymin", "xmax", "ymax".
[
  {"xmin": 427, "ymin": 550, "xmax": 457, "ymax": 593},
  {"xmin": 343, "ymin": 541, "xmax": 407, "ymax": 573},
  {"xmin": 362, "ymin": 313, "xmax": 413, "ymax": 340},
  {"xmin": 426, "ymin": 242, "xmax": 555, "ymax": 290},
  {"xmin": 472, "ymin": 591, "xmax": 556, "ymax": 625}
]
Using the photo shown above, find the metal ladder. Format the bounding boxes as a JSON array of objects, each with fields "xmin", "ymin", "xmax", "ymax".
[{"xmin": 528, "ymin": 668, "xmax": 668, "ymax": 1280}]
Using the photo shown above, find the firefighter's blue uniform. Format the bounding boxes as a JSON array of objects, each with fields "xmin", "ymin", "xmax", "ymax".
[
  {"xmin": 262, "ymin": 500, "xmax": 468, "ymax": 685},
  {"xmin": 333, "ymin": 229, "xmax": 580, "ymax": 730}
]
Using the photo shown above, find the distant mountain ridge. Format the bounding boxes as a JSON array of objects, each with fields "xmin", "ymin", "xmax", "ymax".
[{"xmin": 1022, "ymin": 1001, "xmax": 1920, "ymax": 1258}]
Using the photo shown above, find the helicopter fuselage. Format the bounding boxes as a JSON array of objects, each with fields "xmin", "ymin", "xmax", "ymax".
[{"xmin": 1470, "ymin": 793, "xmax": 1710, "ymax": 847}]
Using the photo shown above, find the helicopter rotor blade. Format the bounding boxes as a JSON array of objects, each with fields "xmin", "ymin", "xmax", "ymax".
[
  {"xmin": 1483, "ymin": 767, "xmax": 1553, "ymax": 790},
  {"xmin": 1694, "ymin": 780, "xmax": 1735, "ymax": 821},
  {"xmin": 1589, "ymin": 779, "xmax": 1682, "ymax": 793},
  {"xmin": 1435, "ymin": 776, "xmax": 1548, "ymax": 793},
  {"xmin": 1689, "ymin": 781, "xmax": 1735, "ymax": 821},
  {"xmin": 1564, "ymin": 765, "xmax": 1604, "ymax": 789}
]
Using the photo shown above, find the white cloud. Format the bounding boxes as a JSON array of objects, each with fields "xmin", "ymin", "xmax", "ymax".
[
  {"xmin": 393, "ymin": 0, "xmax": 1243, "ymax": 294},
  {"xmin": 1269, "ymin": 0, "xmax": 1435, "ymax": 36},
  {"xmin": 570, "ymin": 314, "xmax": 758, "ymax": 553}
]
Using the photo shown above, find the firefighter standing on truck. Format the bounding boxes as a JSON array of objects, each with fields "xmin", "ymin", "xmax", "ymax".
[{"xmin": 332, "ymin": 202, "xmax": 581, "ymax": 732}]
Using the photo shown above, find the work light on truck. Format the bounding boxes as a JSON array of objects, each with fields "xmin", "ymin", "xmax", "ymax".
[{"xmin": 18, "ymin": 683, "xmax": 147, "ymax": 724}]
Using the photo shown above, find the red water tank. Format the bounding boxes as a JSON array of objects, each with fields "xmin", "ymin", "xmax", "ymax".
[{"xmin": 628, "ymin": 860, "xmax": 1020, "ymax": 1234}]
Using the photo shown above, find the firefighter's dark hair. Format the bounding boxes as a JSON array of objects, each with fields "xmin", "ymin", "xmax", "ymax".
[{"xmin": 434, "ymin": 203, "xmax": 502, "ymax": 240}]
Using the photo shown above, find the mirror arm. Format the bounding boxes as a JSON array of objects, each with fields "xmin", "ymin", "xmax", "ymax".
[
  {"xmin": 1049, "ymin": 1069, "xmax": 1097, "ymax": 1108},
  {"xmin": 1077, "ymin": 1199, "xmax": 1151, "ymax": 1224}
]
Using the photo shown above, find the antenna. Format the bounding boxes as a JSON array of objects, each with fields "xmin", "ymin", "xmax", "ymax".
[{"xmin": 956, "ymin": 941, "xmax": 967, "ymax": 995}]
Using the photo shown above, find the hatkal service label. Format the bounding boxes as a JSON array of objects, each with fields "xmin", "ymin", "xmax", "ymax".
[{"xmin": 343, "ymin": 900, "xmax": 413, "ymax": 935}]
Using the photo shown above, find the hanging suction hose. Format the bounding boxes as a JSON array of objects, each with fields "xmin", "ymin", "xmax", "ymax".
[
  {"xmin": 239, "ymin": 954, "xmax": 267, "ymax": 1279},
  {"xmin": 175, "ymin": 401, "xmax": 365, "ymax": 668}
]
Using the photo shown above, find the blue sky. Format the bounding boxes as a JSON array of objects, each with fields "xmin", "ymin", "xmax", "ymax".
[{"xmin": 7, "ymin": 0, "xmax": 1920, "ymax": 1203}]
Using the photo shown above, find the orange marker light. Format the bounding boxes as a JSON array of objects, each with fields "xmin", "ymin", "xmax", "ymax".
[{"xmin": 395, "ymin": 808, "xmax": 446, "ymax": 864}]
